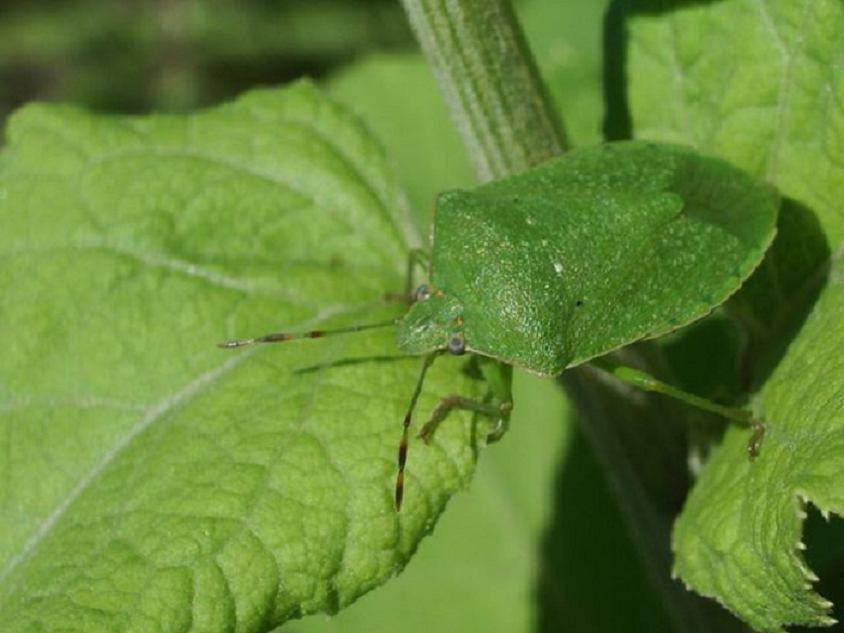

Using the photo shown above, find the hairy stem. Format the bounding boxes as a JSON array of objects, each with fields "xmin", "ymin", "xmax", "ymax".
[{"xmin": 399, "ymin": 0, "xmax": 565, "ymax": 181}]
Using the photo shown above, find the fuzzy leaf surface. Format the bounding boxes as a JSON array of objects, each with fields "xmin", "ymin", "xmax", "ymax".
[{"xmin": 0, "ymin": 81, "xmax": 486, "ymax": 631}]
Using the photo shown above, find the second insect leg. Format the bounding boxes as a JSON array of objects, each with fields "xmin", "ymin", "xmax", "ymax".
[{"xmin": 418, "ymin": 395, "xmax": 512, "ymax": 444}]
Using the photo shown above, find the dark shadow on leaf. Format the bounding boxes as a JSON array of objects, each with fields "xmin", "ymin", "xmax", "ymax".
[
  {"xmin": 794, "ymin": 507, "xmax": 844, "ymax": 632},
  {"xmin": 602, "ymin": 0, "xmax": 632, "ymax": 141},
  {"xmin": 293, "ymin": 353, "xmax": 486, "ymax": 381},
  {"xmin": 535, "ymin": 428, "xmax": 676, "ymax": 632},
  {"xmin": 602, "ymin": 0, "xmax": 734, "ymax": 141},
  {"xmin": 542, "ymin": 352, "xmax": 752, "ymax": 631},
  {"xmin": 626, "ymin": 0, "xmax": 726, "ymax": 14},
  {"xmin": 727, "ymin": 197, "xmax": 831, "ymax": 391},
  {"xmin": 293, "ymin": 354, "xmax": 413, "ymax": 375},
  {"xmin": 659, "ymin": 313, "xmax": 746, "ymax": 402}
]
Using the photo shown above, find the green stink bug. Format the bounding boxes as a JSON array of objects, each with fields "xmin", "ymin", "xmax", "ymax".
[{"xmin": 221, "ymin": 141, "xmax": 778, "ymax": 510}]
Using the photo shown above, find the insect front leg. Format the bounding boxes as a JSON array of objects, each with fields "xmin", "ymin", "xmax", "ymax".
[{"xmin": 418, "ymin": 395, "xmax": 513, "ymax": 445}]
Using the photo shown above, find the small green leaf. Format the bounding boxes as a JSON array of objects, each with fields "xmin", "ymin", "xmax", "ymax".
[
  {"xmin": 0, "ymin": 81, "xmax": 486, "ymax": 629},
  {"xmin": 625, "ymin": 0, "xmax": 844, "ymax": 629}
]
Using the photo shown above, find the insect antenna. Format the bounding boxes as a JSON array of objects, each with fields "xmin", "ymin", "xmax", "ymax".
[
  {"xmin": 217, "ymin": 319, "xmax": 397, "ymax": 349},
  {"xmin": 395, "ymin": 352, "xmax": 439, "ymax": 511}
]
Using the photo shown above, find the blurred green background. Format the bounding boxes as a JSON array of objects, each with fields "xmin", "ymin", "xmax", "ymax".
[
  {"xmin": 0, "ymin": 0, "xmax": 411, "ymax": 117},
  {"xmin": 0, "ymin": 1, "xmax": 718, "ymax": 631}
]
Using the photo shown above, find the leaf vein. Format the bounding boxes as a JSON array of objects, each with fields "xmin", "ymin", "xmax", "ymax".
[{"xmin": 0, "ymin": 351, "xmax": 252, "ymax": 587}]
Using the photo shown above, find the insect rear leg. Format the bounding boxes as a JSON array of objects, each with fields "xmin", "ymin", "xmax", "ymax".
[
  {"xmin": 593, "ymin": 360, "xmax": 765, "ymax": 459},
  {"xmin": 418, "ymin": 395, "xmax": 513, "ymax": 445},
  {"xmin": 484, "ymin": 400, "xmax": 514, "ymax": 443},
  {"xmin": 395, "ymin": 352, "xmax": 439, "ymax": 511}
]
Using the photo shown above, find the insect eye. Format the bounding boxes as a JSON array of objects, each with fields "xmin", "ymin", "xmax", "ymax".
[
  {"xmin": 448, "ymin": 332, "xmax": 466, "ymax": 355},
  {"xmin": 413, "ymin": 284, "xmax": 431, "ymax": 302}
]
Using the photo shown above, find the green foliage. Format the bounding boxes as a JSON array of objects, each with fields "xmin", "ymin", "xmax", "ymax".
[
  {"xmin": 674, "ymin": 258, "xmax": 844, "ymax": 631},
  {"xmin": 624, "ymin": 0, "xmax": 844, "ymax": 629},
  {"xmin": 0, "ymin": 0, "xmax": 410, "ymax": 114},
  {"xmin": 0, "ymin": 82, "xmax": 489, "ymax": 629},
  {"xmin": 0, "ymin": 30, "xmax": 679, "ymax": 632},
  {"xmin": 292, "ymin": 58, "xmax": 678, "ymax": 633},
  {"xmin": 2, "ymin": 0, "xmax": 842, "ymax": 631},
  {"xmin": 327, "ymin": 55, "xmax": 476, "ymax": 228},
  {"xmin": 311, "ymin": 54, "xmax": 675, "ymax": 633}
]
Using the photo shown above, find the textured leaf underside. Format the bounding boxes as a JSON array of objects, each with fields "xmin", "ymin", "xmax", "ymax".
[
  {"xmin": 672, "ymin": 253, "xmax": 844, "ymax": 631},
  {"xmin": 626, "ymin": 0, "xmax": 844, "ymax": 629},
  {"xmin": 0, "ymin": 82, "xmax": 486, "ymax": 630}
]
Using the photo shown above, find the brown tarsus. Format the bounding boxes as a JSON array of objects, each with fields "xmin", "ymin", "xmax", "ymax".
[{"xmin": 217, "ymin": 320, "xmax": 396, "ymax": 349}]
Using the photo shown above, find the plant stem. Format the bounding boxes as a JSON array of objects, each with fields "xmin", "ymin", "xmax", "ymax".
[
  {"xmin": 399, "ymin": 0, "xmax": 565, "ymax": 181},
  {"xmin": 401, "ymin": 2, "xmax": 746, "ymax": 630}
]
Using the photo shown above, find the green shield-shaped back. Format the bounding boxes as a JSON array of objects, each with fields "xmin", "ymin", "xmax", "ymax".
[{"xmin": 420, "ymin": 141, "xmax": 777, "ymax": 375}]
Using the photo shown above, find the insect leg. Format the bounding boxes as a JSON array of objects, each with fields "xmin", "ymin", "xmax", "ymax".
[
  {"xmin": 418, "ymin": 396, "xmax": 513, "ymax": 445},
  {"xmin": 485, "ymin": 403, "xmax": 514, "ymax": 443},
  {"xmin": 218, "ymin": 319, "xmax": 396, "ymax": 349},
  {"xmin": 395, "ymin": 352, "xmax": 439, "ymax": 511},
  {"xmin": 597, "ymin": 362, "xmax": 766, "ymax": 459}
]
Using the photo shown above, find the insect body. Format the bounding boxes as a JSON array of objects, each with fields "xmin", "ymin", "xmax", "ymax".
[
  {"xmin": 222, "ymin": 141, "xmax": 779, "ymax": 510},
  {"xmin": 397, "ymin": 142, "xmax": 777, "ymax": 372}
]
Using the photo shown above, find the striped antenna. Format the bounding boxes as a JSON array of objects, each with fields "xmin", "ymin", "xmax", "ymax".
[
  {"xmin": 218, "ymin": 319, "xmax": 397, "ymax": 349},
  {"xmin": 395, "ymin": 352, "xmax": 439, "ymax": 511}
]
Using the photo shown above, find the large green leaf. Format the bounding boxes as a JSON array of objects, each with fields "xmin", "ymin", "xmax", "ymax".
[
  {"xmin": 625, "ymin": 0, "xmax": 844, "ymax": 629},
  {"xmin": 0, "ymin": 81, "xmax": 488, "ymax": 630},
  {"xmin": 328, "ymin": 54, "xmax": 475, "ymax": 230}
]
